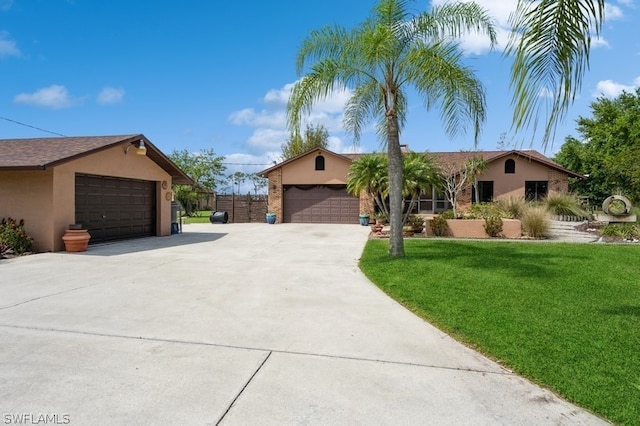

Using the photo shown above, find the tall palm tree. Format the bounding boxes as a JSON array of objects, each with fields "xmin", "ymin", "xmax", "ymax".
[
  {"xmin": 288, "ymin": 0, "xmax": 496, "ymax": 257},
  {"xmin": 508, "ymin": 0, "xmax": 605, "ymax": 148}
]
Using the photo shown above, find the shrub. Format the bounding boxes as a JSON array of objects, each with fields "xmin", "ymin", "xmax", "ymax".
[
  {"xmin": 430, "ymin": 215, "xmax": 449, "ymax": 236},
  {"xmin": 521, "ymin": 207, "xmax": 550, "ymax": 239},
  {"xmin": 0, "ymin": 218, "xmax": 34, "ymax": 255},
  {"xmin": 544, "ymin": 193, "xmax": 589, "ymax": 218},
  {"xmin": 466, "ymin": 202, "xmax": 504, "ymax": 219},
  {"xmin": 600, "ymin": 224, "xmax": 640, "ymax": 239},
  {"xmin": 484, "ymin": 216, "xmax": 503, "ymax": 237},
  {"xmin": 495, "ymin": 196, "xmax": 527, "ymax": 219},
  {"xmin": 440, "ymin": 209, "xmax": 455, "ymax": 220}
]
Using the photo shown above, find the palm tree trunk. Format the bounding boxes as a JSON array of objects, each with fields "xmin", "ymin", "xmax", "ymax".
[{"xmin": 386, "ymin": 113, "xmax": 405, "ymax": 257}]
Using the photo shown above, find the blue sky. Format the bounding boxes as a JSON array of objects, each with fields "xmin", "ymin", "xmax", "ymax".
[{"xmin": 1, "ymin": 0, "xmax": 638, "ymax": 187}]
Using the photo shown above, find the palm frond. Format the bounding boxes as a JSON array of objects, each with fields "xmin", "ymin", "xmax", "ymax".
[{"xmin": 507, "ymin": 0, "xmax": 604, "ymax": 148}]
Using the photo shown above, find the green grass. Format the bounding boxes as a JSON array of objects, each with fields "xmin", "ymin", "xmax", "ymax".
[
  {"xmin": 360, "ymin": 240, "xmax": 640, "ymax": 425},
  {"xmin": 181, "ymin": 210, "xmax": 212, "ymax": 224}
]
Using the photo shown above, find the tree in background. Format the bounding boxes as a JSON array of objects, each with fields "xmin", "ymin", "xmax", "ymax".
[
  {"xmin": 281, "ymin": 123, "xmax": 330, "ymax": 159},
  {"xmin": 508, "ymin": 0, "xmax": 604, "ymax": 148},
  {"xmin": 467, "ymin": 156, "xmax": 487, "ymax": 204},
  {"xmin": 169, "ymin": 148, "xmax": 226, "ymax": 215},
  {"xmin": 288, "ymin": 0, "xmax": 496, "ymax": 257},
  {"xmin": 554, "ymin": 88, "xmax": 640, "ymax": 204}
]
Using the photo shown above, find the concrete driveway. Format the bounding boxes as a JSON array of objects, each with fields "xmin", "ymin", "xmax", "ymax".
[{"xmin": 0, "ymin": 223, "xmax": 605, "ymax": 425}]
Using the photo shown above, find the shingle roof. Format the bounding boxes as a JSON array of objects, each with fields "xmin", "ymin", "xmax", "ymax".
[
  {"xmin": 0, "ymin": 134, "xmax": 194, "ymax": 184},
  {"xmin": 342, "ymin": 149, "xmax": 584, "ymax": 179}
]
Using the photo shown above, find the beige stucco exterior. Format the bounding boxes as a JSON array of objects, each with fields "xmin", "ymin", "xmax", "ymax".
[
  {"xmin": 0, "ymin": 142, "xmax": 174, "ymax": 252},
  {"xmin": 457, "ymin": 153, "xmax": 569, "ymax": 211},
  {"xmin": 261, "ymin": 149, "xmax": 578, "ymax": 224},
  {"xmin": 265, "ymin": 149, "xmax": 354, "ymax": 223}
]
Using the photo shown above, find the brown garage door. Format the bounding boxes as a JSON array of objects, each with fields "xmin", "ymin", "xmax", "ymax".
[
  {"xmin": 283, "ymin": 185, "xmax": 359, "ymax": 224},
  {"xmin": 75, "ymin": 174, "xmax": 156, "ymax": 243}
]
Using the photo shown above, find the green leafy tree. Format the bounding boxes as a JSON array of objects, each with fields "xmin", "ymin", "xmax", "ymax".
[
  {"xmin": 507, "ymin": 0, "xmax": 605, "ymax": 148},
  {"xmin": 169, "ymin": 148, "xmax": 226, "ymax": 215},
  {"xmin": 554, "ymin": 89, "xmax": 640, "ymax": 204},
  {"xmin": 281, "ymin": 123, "xmax": 330, "ymax": 159},
  {"xmin": 288, "ymin": 0, "xmax": 496, "ymax": 257}
]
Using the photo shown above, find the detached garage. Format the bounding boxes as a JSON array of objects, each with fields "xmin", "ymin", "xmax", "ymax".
[
  {"xmin": 0, "ymin": 134, "xmax": 192, "ymax": 252},
  {"xmin": 259, "ymin": 148, "xmax": 366, "ymax": 224}
]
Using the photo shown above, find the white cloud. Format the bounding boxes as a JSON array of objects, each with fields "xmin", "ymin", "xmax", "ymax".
[
  {"xmin": 0, "ymin": 31, "xmax": 19, "ymax": 57},
  {"xmin": 616, "ymin": 0, "xmax": 633, "ymax": 6},
  {"xmin": 97, "ymin": 86, "xmax": 125, "ymax": 104},
  {"xmin": 593, "ymin": 76, "xmax": 640, "ymax": 98},
  {"xmin": 604, "ymin": 3, "xmax": 624, "ymax": 20},
  {"xmin": 228, "ymin": 108, "xmax": 287, "ymax": 129},
  {"xmin": 14, "ymin": 85, "xmax": 76, "ymax": 109},
  {"xmin": 246, "ymin": 128, "xmax": 289, "ymax": 151}
]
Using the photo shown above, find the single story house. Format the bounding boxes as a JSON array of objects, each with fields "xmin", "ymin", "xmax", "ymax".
[
  {"xmin": 0, "ymin": 134, "xmax": 193, "ymax": 252},
  {"xmin": 258, "ymin": 147, "xmax": 584, "ymax": 224}
]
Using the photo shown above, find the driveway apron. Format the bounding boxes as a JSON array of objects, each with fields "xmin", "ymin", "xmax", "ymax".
[{"xmin": 0, "ymin": 223, "xmax": 606, "ymax": 425}]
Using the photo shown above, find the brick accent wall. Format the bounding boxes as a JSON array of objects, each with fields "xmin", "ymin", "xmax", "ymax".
[
  {"xmin": 267, "ymin": 168, "xmax": 283, "ymax": 223},
  {"xmin": 548, "ymin": 169, "xmax": 569, "ymax": 194}
]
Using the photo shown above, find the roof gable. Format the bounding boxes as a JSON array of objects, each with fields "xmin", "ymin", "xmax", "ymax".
[
  {"xmin": 0, "ymin": 134, "xmax": 194, "ymax": 184},
  {"xmin": 258, "ymin": 147, "xmax": 354, "ymax": 176}
]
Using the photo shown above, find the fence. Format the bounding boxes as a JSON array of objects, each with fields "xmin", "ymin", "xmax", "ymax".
[{"xmin": 214, "ymin": 194, "xmax": 268, "ymax": 223}]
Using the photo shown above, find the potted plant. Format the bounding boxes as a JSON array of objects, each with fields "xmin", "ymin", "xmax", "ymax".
[
  {"xmin": 358, "ymin": 213, "xmax": 370, "ymax": 226},
  {"xmin": 266, "ymin": 212, "xmax": 277, "ymax": 224},
  {"xmin": 62, "ymin": 224, "xmax": 91, "ymax": 252}
]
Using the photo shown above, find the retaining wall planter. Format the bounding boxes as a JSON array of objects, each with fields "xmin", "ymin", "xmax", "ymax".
[{"xmin": 425, "ymin": 218, "xmax": 522, "ymax": 238}]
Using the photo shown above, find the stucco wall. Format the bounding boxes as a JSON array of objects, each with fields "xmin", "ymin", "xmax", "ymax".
[
  {"xmin": 1, "ymin": 142, "xmax": 174, "ymax": 252},
  {"xmin": 0, "ymin": 170, "xmax": 54, "ymax": 252},
  {"xmin": 480, "ymin": 154, "xmax": 565, "ymax": 200},
  {"xmin": 281, "ymin": 151, "xmax": 351, "ymax": 185}
]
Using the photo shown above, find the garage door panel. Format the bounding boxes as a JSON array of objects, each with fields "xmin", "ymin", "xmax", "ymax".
[
  {"xmin": 75, "ymin": 174, "xmax": 156, "ymax": 243},
  {"xmin": 283, "ymin": 185, "xmax": 359, "ymax": 224}
]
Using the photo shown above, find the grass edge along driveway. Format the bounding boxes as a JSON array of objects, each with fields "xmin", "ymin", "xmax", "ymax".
[{"xmin": 360, "ymin": 239, "xmax": 640, "ymax": 425}]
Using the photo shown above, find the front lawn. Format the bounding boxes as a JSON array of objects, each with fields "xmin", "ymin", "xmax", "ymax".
[
  {"xmin": 181, "ymin": 210, "xmax": 212, "ymax": 224},
  {"xmin": 360, "ymin": 240, "xmax": 640, "ymax": 425}
]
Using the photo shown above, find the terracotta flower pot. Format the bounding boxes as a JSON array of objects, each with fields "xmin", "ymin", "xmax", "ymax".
[{"xmin": 62, "ymin": 229, "xmax": 91, "ymax": 252}]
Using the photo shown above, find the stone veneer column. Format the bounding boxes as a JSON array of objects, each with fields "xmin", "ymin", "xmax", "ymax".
[{"xmin": 268, "ymin": 169, "xmax": 283, "ymax": 223}]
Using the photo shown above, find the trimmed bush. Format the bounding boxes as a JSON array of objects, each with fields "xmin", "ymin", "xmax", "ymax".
[
  {"xmin": 484, "ymin": 216, "xmax": 503, "ymax": 237},
  {"xmin": 521, "ymin": 207, "xmax": 550, "ymax": 239},
  {"xmin": 0, "ymin": 218, "xmax": 34, "ymax": 255},
  {"xmin": 440, "ymin": 209, "xmax": 455, "ymax": 220},
  {"xmin": 466, "ymin": 202, "xmax": 503, "ymax": 219},
  {"xmin": 430, "ymin": 215, "xmax": 448, "ymax": 236}
]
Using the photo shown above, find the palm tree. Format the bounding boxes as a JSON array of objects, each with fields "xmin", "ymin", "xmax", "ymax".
[
  {"xmin": 347, "ymin": 154, "xmax": 389, "ymax": 220},
  {"xmin": 508, "ymin": 0, "xmax": 605, "ymax": 148},
  {"xmin": 401, "ymin": 152, "xmax": 441, "ymax": 224},
  {"xmin": 287, "ymin": 0, "xmax": 496, "ymax": 257},
  {"xmin": 467, "ymin": 156, "xmax": 487, "ymax": 204}
]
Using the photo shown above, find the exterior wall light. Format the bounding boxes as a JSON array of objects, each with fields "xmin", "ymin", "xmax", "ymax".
[{"xmin": 125, "ymin": 139, "xmax": 147, "ymax": 156}]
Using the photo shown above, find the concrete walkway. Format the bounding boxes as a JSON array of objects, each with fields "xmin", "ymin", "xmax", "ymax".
[{"xmin": 0, "ymin": 224, "xmax": 606, "ymax": 425}]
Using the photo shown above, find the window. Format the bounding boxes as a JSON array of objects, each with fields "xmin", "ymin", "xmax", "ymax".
[
  {"xmin": 472, "ymin": 181, "xmax": 494, "ymax": 203},
  {"xmin": 525, "ymin": 181, "xmax": 548, "ymax": 201},
  {"xmin": 505, "ymin": 159, "xmax": 515, "ymax": 174},
  {"xmin": 315, "ymin": 155, "xmax": 325, "ymax": 171}
]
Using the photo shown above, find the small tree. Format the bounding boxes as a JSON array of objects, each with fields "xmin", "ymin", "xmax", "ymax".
[
  {"xmin": 347, "ymin": 154, "xmax": 389, "ymax": 220},
  {"xmin": 467, "ymin": 156, "xmax": 487, "ymax": 204},
  {"xmin": 169, "ymin": 148, "xmax": 226, "ymax": 215},
  {"xmin": 440, "ymin": 160, "xmax": 473, "ymax": 218},
  {"xmin": 281, "ymin": 123, "xmax": 329, "ymax": 159}
]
